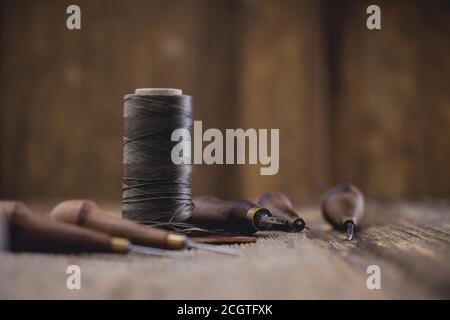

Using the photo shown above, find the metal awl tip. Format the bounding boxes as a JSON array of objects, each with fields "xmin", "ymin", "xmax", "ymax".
[{"xmin": 345, "ymin": 222, "xmax": 355, "ymax": 241}]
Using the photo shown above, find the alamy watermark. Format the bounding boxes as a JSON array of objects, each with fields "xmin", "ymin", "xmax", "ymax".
[
  {"xmin": 66, "ymin": 265, "xmax": 81, "ymax": 290},
  {"xmin": 171, "ymin": 121, "xmax": 279, "ymax": 176},
  {"xmin": 66, "ymin": 5, "xmax": 81, "ymax": 30},
  {"xmin": 366, "ymin": 265, "xmax": 381, "ymax": 290},
  {"xmin": 66, "ymin": 5, "xmax": 380, "ymax": 32},
  {"xmin": 366, "ymin": 5, "xmax": 381, "ymax": 30}
]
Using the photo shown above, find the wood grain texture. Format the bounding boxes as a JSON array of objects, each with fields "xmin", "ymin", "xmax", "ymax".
[
  {"xmin": 0, "ymin": 0, "xmax": 235, "ymax": 199},
  {"xmin": 238, "ymin": 0, "xmax": 330, "ymax": 202},
  {"xmin": 330, "ymin": 0, "xmax": 450, "ymax": 198},
  {"xmin": 1, "ymin": 0, "xmax": 450, "ymax": 202},
  {"xmin": 190, "ymin": 0, "xmax": 242, "ymax": 199},
  {"xmin": 1, "ymin": 200, "xmax": 449, "ymax": 299}
]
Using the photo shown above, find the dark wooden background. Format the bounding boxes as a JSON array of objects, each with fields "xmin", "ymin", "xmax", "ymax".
[{"xmin": 0, "ymin": 0, "xmax": 449, "ymax": 203}]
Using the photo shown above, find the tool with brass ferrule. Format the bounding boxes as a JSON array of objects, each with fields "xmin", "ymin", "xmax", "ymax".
[
  {"xmin": 0, "ymin": 201, "xmax": 184, "ymax": 258},
  {"xmin": 255, "ymin": 191, "xmax": 307, "ymax": 232},
  {"xmin": 321, "ymin": 183, "xmax": 365, "ymax": 240},
  {"xmin": 191, "ymin": 195, "xmax": 290, "ymax": 235},
  {"xmin": 50, "ymin": 200, "xmax": 240, "ymax": 256}
]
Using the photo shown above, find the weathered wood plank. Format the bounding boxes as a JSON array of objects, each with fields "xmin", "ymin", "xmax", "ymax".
[
  {"xmin": 0, "ymin": 0, "xmax": 224, "ymax": 199},
  {"xmin": 0, "ymin": 234, "xmax": 385, "ymax": 299},
  {"xmin": 330, "ymin": 0, "xmax": 450, "ymax": 198},
  {"xmin": 1, "ymin": 0, "xmax": 450, "ymax": 201},
  {"xmin": 238, "ymin": 0, "xmax": 330, "ymax": 202},
  {"xmin": 1, "ymin": 201, "xmax": 449, "ymax": 299},
  {"xmin": 303, "ymin": 201, "xmax": 450, "ymax": 298}
]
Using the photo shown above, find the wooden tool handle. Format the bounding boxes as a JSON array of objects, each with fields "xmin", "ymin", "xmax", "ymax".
[
  {"xmin": 255, "ymin": 192, "xmax": 306, "ymax": 232},
  {"xmin": 50, "ymin": 200, "xmax": 186, "ymax": 250},
  {"xmin": 255, "ymin": 191, "xmax": 296, "ymax": 219},
  {"xmin": 0, "ymin": 201, "xmax": 128, "ymax": 254},
  {"xmin": 321, "ymin": 183, "xmax": 365, "ymax": 228},
  {"xmin": 191, "ymin": 195, "xmax": 271, "ymax": 234}
]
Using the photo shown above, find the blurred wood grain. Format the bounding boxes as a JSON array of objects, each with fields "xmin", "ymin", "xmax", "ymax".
[
  {"xmin": 0, "ymin": 0, "xmax": 449, "ymax": 202},
  {"xmin": 238, "ymin": 0, "xmax": 330, "ymax": 202},
  {"xmin": 330, "ymin": 0, "xmax": 450, "ymax": 199}
]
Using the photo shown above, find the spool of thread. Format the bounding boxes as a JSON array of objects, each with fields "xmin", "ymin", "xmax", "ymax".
[{"xmin": 122, "ymin": 88, "xmax": 193, "ymax": 224}]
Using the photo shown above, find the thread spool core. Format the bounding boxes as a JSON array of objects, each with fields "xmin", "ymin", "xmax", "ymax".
[{"xmin": 135, "ymin": 88, "xmax": 182, "ymax": 96}]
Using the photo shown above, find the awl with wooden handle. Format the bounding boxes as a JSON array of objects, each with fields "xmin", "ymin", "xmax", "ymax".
[
  {"xmin": 321, "ymin": 183, "xmax": 365, "ymax": 240},
  {"xmin": 50, "ymin": 200, "xmax": 241, "ymax": 256},
  {"xmin": 190, "ymin": 195, "xmax": 287, "ymax": 235},
  {"xmin": 0, "ymin": 201, "xmax": 183, "ymax": 258},
  {"xmin": 255, "ymin": 191, "xmax": 307, "ymax": 232}
]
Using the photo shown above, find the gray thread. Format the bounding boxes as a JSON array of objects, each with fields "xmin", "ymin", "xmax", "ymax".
[{"xmin": 122, "ymin": 93, "xmax": 193, "ymax": 224}]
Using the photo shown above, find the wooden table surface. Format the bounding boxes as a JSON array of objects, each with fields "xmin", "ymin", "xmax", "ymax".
[{"xmin": 1, "ymin": 200, "xmax": 450, "ymax": 299}]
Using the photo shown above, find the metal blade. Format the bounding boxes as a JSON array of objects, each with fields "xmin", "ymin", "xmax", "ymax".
[
  {"xmin": 186, "ymin": 240, "xmax": 242, "ymax": 256},
  {"xmin": 129, "ymin": 244, "xmax": 189, "ymax": 260},
  {"xmin": 346, "ymin": 222, "xmax": 355, "ymax": 241}
]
